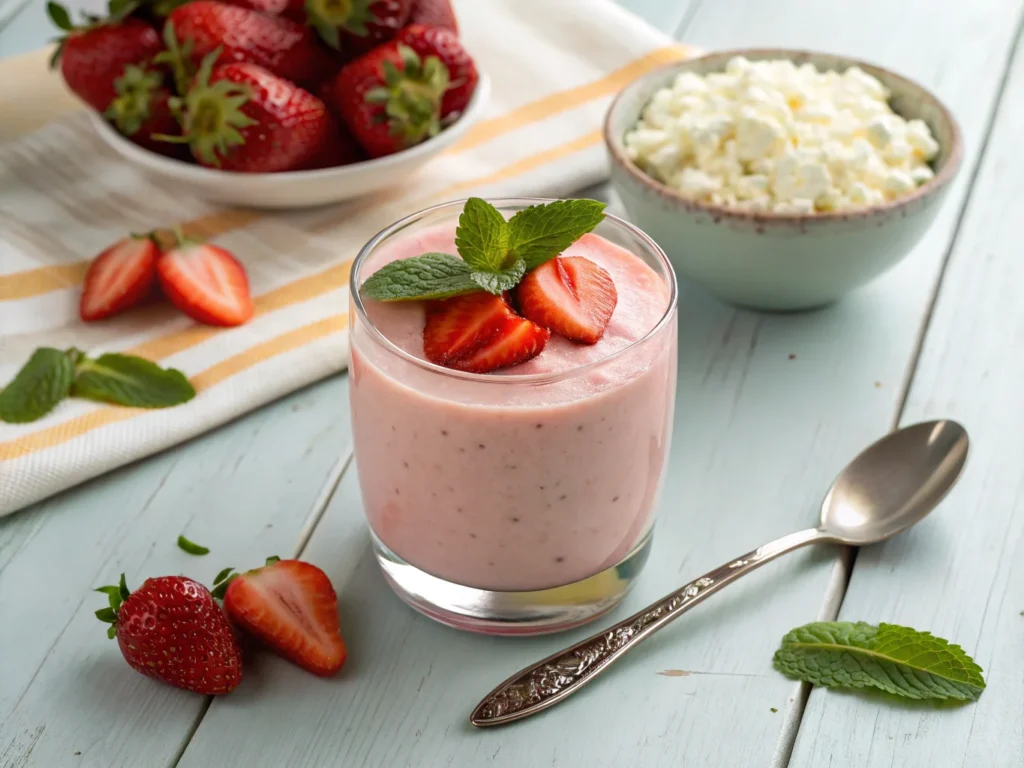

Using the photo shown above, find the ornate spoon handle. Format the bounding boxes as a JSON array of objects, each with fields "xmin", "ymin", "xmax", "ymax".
[{"xmin": 470, "ymin": 527, "xmax": 825, "ymax": 727}]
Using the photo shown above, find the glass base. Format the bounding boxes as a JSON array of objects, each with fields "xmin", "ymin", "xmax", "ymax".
[{"xmin": 372, "ymin": 531, "xmax": 653, "ymax": 636}]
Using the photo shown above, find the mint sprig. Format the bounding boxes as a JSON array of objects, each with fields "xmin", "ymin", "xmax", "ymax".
[
  {"xmin": 507, "ymin": 199, "xmax": 607, "ymax": 269},
  {"xmin": 359, "ymin": 253, "xmax": 478, "ymax": 301},
  {"xmin": 456, "ymin": 197, "xmax": 512, "ymax": 273},
  {"xmin": 0, "ymin": 347, "xmax": 196, "ymax": 423},
  {"xmin": 361, "ymin": 198, "xmax": 606, "ymax": 302},
  {"xmin": 0, "ymin": 347, "xmax": 79, "ymax": 423},
  {"xmin": 773, "ymin": 621, "xmax": 986, "ymax": 702},
  {"xmin": 72, "ymin": 353, "xmax": 195, "ymax": 408}
]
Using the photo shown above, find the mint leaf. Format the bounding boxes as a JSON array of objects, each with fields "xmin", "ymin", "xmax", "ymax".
[
  {"xmin": 0, "ymin": 347, "xmax": 76, "ymax": 423},
  {"xmin": 507, "ymin": 199, "xmax": 606, "ymax": 269},
  {"xmin": 361, "ymin": 253, "xmax": 479, "ymax": 301},
  {"xmin": 72, "ymin": 353, "xmax": 195, "ymax": 408},
  {"xmin": 177, "ymin": 535, "xmax": 209, "ymax": 556},
  {"xmin": 470, "ymin": 259, "xmax": 526, "ymax": 295},
  {"xmin": 773, "ymin": 621, "xmax": 986, "ymax": 702},
  {"xmin": 455, "ymin": 197, "xmax": 510, "ymax": 272}
]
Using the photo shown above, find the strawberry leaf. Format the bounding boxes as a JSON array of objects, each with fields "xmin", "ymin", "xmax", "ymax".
[
  {"xmin": 46, "ymin": 1, "xmax": 73, "ymax": 31},
  {"xmin": 508, "ymin": 199, "xmax": 607, "ymax": 270},
  {"xmin": 773, "ymin": 621, "xmax": 986, "ymax": 702},
  {"xmin": 455, "ymin": 197, "xmax": 511, "ymax": 273},
  {"xmin": 95, "ymin": 608, "xmax": 117, "ymax": 623},
  {"xmin": 210, "ymin": 567, "xmax": 236, "ymax": 600},
  {"xmin": 0, "ymin": 347, "xmax": 76, "ymax": 423},
  {"xmin": 106, "ymin": 0, "xmax": 140, "ymax": 21},
  {"xmin": 72, "ymin": 353, "xmax": 195, "ymax": 408},
  {"xmin": 361, "ymin": 252, "xmax": 479, "ymax": 302}
]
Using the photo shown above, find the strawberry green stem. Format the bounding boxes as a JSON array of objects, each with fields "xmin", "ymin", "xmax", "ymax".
[
  {"xmin": 365, "ymin": 45, "xmax": 449, "ymax": 147},
  {"xmin": 154, "ymin": 21, "xmax": 194, "ymax": 97},
  {"xmin": 94, "ymin": 573, "xmax": 131, "ymax": 639},
  {"xmin": 165, "ymin": 49, "xmax": 255, "ymax": 167},
  {"xmin": 305, "ymin": 0, "xmax": 377, "ymax": 49},
  {"xmin": 105, "ymin": 65, "xmax": 165, "ymax": 136}
]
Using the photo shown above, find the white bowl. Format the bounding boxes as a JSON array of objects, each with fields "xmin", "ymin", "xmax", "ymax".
[{"xmin": 90, "ymin": 74, "xmax": 490, "ymax": 210}]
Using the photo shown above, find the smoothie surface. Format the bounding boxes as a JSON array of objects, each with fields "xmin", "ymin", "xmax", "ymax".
[{"xmin": 360, "ymin": 224, "xmax": 671, "ymax": 377}]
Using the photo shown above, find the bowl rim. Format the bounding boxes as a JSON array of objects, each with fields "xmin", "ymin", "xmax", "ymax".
[
  {"xmin": 603, "ymin": 47, "xmax": 964, "ymax": 225},
  {"xmin": 89, "ymin": 72, "xmax": 491, "ymax": 183}
]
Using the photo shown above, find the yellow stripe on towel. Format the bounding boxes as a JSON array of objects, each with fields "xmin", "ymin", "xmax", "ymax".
[{"xmin": 0, "ymin": 315, "xmax": 347, "ymax": 461}]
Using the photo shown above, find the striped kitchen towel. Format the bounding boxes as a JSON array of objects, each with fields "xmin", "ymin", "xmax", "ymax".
[{"xmin": 0, "ymin": 0, "xmax": 696, "ymax": 516}]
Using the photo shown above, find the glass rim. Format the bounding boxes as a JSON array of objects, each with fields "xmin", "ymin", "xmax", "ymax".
[{"xmin": 349, "ymin": 196, "xmax": 678, "ymax": 386}]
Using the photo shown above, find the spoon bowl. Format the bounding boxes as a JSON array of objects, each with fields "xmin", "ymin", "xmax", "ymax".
[{"xmin": 819, "ymin": 419, "xmax": 969, "ymax": 545}]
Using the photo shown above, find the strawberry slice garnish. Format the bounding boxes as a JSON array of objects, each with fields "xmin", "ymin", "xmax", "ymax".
[
  {"xmin": 80, "ymin": 234, "xmax": 160, "ymax": 321},
  {"xmin": 219, "ymin": 558, "xmax": 347, "ymax": 677},
  {"xmin": 157, "ymin": 234, "xmax": 253, "ymax": 327},
  {"xmin": 517, "ymin": 257, "xmax": 618, "ymax": 345},
  {"xmin": 423, "ymin": 292, "xmax": 550, "ymax": 373}
]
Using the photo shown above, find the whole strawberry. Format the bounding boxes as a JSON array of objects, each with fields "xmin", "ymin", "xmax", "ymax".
[
  {"xmin": 170, "ymin": 56, "xmax": 333, "ymax": 172},
  {"xmin": 306, "ymin": 0, "xmax": 411, "ymax": 52},
  {"xmin": 304, "ymin": 116, "xmax": 365, "ymax": 168},
  {"xmin": 324, "ymin": 41, "xmax": 448, "ymax": 157},
  {"xmin": 95, "ymin": 574, "xmax": 242, "ymax": 695},
  {"xmin": 48, "ymin": 2, "xmax": 163, "ymax": 113},
  {"xmin": 218, "ymin": 0, "xmax": 304, "ymax": 17},
  {"xmin": 408, "ymin": 0, "xmax": 458, "ymax": 33},
  {"xmin": 164, "ymin": 1, "xmax": 333, "ymax": 88},
  {"xmin": 397, "ymin": 24, "xmax": 477, "ymax": 117},
  {"xmin": 105, "ymin": 65, "xmax": 185, "ymax": 156}
]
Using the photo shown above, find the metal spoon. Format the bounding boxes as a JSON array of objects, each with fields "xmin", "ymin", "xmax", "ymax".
[{"xmin": 470, "ymin": 419, "xmax": 969, "ymax": 727}]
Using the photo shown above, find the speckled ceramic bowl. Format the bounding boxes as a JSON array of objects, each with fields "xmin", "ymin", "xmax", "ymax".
[{"xmin": 605, "ymin": 49, "xmax": 963, "ymax": 310}]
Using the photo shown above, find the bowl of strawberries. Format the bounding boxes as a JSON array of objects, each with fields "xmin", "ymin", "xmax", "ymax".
[{"xmin": 50, "ymin": 0, "xmax": 487, "ymax": 209}]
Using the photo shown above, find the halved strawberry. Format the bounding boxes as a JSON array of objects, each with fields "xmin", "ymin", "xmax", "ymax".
[
  {"xmin": 517, "ymin": 257, "xmax": 618, "ymax": 345},
  {"xmin": 423, "ymin": 292, "xmax": 550, "ymax": 373},
  {"xmin": 157, "ymin": 235, "xmax": 253, "ymax": 326},
  {"xmin": 219, "ymin": 558, "xmax": 347, "ymax": 677},
  {"xmin": 80, "ymin": 234, "xmax": 160, "ymax": 321}
]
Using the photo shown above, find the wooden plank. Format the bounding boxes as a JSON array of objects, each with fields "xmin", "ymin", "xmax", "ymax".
[
  {"xmin": 175, "ymin": 0, "xmax": 1023, "ymax": 765},
  {"xmin": 789, "ymin": 24, "xmax": 1024, "ymax": 768},
  {"xmin": 0, "ymin": 375, "xmax": 352, "ymax": 768}
]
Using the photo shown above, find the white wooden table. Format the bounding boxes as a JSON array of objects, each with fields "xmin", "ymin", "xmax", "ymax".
[{"xmin": 3, "ymin": 0, "xmax": 1024, "ymax": 765}]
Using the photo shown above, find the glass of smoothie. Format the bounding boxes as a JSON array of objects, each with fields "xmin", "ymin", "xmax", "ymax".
[{"xmin": 349, "ymin": 197, "xmax": 678, "ymax": 635}]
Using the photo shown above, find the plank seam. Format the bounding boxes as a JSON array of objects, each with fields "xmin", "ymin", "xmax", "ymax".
[
  {"xmin": 891, "ymin": 13, "xmax": 1024, "ymax": 429},
  {"xmin": 294, "ymin": 448, "xmax": 356, "ymax": 558},
  {"xmin": 776, "ymin": 9, "xmax": 1024, "ymax": 766},
  {"xmin": 673, "ymin": 0, "xmax": 708, "ymax": 39},
  {"xmin": 167, "ymin": 443, "xmax": 355, "ymax": 767}
]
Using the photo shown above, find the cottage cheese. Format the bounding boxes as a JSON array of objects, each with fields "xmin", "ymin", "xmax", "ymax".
[{"xmin": 623, "ymin": 57, "xmax": 941, "ymax": 213}]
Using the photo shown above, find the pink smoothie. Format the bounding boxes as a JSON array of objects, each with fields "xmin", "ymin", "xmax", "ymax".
[{"xmin": 349, "ymin": 224, "xmax": 677, "ymax": 592}]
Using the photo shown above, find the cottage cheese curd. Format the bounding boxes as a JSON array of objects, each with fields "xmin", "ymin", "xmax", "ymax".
[{"xmin": 623, "ymin": 57, "xmax": 941, "ymax": 213}]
